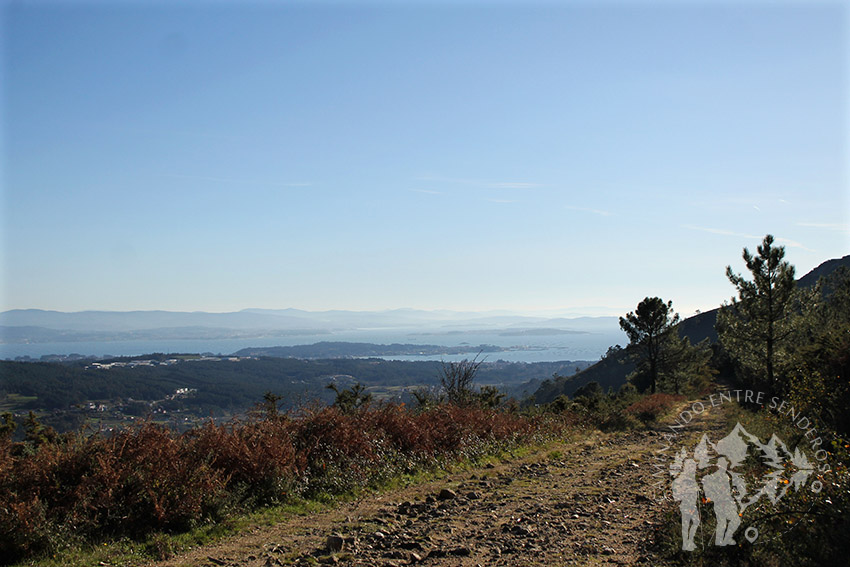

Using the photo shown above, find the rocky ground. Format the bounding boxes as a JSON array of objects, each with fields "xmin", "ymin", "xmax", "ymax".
[{"xmin": 151, "ymin": 406, "xmax": 725, "ymax": 567}]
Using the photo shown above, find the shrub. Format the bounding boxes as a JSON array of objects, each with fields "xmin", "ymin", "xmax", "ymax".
[
  {"xmin": 0, "ymin": 401, "xmax": 556, "ymax": 563},
  {"xmin": 624, "ymin": 393, "xmax": 685, "ymax": 424}
]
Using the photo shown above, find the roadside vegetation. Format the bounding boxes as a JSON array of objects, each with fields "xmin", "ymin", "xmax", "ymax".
[
  {"xmin": 650, "ymin": 235, "xmax": 849, "ymax": 566},
  {"xmin": 541, "ymin": 235, "xmax": 849, "ymax": 566},
  {"xmin": 651, "ymin": 401, "xmax": 850, "ymax": 567}
]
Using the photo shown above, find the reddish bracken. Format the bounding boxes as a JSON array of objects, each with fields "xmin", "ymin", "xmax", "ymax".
[
  {"xmin": 0, "ymin": 403, "xmax": 571, "ymax": 561},
  {"xmin": 624, "ymin": 393, "xmax": 685, "ymax": 423}
]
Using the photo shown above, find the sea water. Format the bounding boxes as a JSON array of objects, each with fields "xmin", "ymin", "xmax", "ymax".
[{"xmin": 0, "ymin": 327, "xmax": 626, "ymax": 363}]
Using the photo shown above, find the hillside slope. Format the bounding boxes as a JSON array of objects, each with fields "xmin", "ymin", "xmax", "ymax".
[{"xmin": 533, "ymin": 254, "xmax": 850, "ymax": 403}]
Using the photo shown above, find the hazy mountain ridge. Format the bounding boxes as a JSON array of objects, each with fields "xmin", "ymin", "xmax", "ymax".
[
  {"xmin": 0, "ymin": 309, "xmax": 326, "ymax": 333},
  {"xmin": 0, "ymin": 307, "xmax": 620, "ymax": 345},
  {"xmin": 0, "ymin": 326, "xmax": 333, "ymax": 344}
]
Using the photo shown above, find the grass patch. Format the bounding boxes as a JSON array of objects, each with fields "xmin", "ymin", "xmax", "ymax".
[
  {"xmin": 7, "ymin": 498, "xmax": 336, "ymax": 567},
  {"xmin": 0, "ymin": 394, "xmax": 38, "ymax": 411}
]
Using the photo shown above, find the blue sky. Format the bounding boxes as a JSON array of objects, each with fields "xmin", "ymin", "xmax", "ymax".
[{"xmin": 2, "ymin": 1, "xmax": 848, "ymax": 317}]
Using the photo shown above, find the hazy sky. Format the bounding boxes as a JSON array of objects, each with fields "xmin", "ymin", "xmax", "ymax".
[{"xmin": 2, "ymin": 1, "xmax": 848, "ymax": 317}]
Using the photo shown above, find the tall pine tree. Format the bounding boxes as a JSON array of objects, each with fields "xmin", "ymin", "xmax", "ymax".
[{"xmin": 717, "ymin": 234, "xmax": 796, "ymax": 391}]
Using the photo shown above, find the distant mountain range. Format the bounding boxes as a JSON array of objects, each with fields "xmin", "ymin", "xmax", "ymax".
[
  {"xmin": 0, "ymin": 307, "xmax": 619, "ymax": 344},
  {"xmin": 7, "ymin": 254, "xmax": 845, "ymax": 351}
]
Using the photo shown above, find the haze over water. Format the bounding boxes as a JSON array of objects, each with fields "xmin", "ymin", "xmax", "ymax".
[{"xmin": 0, "ymin": 327, "xmax": 625, "ymax": 362}]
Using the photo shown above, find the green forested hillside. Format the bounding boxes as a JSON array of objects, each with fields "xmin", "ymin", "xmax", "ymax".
[
  {"xmin": 532, "ymin": 346, "xmax": 635, "ymax": 404},
  {"xmin": 0, "ymin": 356, "xmax": 589, "ymax": 432}
]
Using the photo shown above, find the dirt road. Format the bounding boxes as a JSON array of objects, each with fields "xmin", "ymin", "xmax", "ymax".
[{"xmin": 153, "ymin": 406, "xmax": 724, "ymax": 567}]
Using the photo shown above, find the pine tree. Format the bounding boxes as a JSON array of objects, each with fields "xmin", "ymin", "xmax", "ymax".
[
  {"xmin": 660, "ymin": 336, "xmax": 715, "ymax": 395},
  {"xmin": 717, "ymin": 234, "xmax": 796, "ymax": 391},
  {"xmin": 619, "ymin": 297, "xmax": 680, "ymax": 394},
  {"xmin": 786, "ymin": 267, "xmax": 850, "ymax": 433}
]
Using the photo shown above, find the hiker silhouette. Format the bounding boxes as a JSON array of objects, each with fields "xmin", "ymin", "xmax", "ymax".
[
  {"xmin": 702, "ymin": 457, "xmax": 741, "ymax": 545},
  {"xmin": 671, "ymin": 457, "xmax": 700, "ymax": 551},
  {"xmin": 672, "ymin": 423, "xmax": 817, "ymax": 551}
]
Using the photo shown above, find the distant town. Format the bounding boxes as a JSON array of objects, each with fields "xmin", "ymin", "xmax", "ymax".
[{"xmin": 86, "ymin": 355, "xmax": 255, "ymax": 370}]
